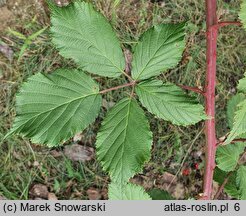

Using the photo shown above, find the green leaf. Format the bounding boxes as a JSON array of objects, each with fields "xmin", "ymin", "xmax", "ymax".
[
  {"xmin": 8, "ymin": 28, "xmax": 26, "ymax": 40},
  {"xmin": 148, "ymin": 189, "xmax": 174, "ymax": 200},
  {"xmin": 28, "ymin": 27, "xmax": 47, "ymax": 40},
  {"xmin": 216, "ymin": 143, "xmax": 246, "ymax": 172},
  {"xmin": 7, "ymin": 69, "xmax": 102, "ymax": 146},
  {"xmin": 96, "ymin": 98, "xmax": 152, "ymax": 184},
  {"xmin": 131, "ymin": 23, "xmax": 185, "ymax": 80},
  {"xmin": 213, "ymin": 168, "xmax": 240, "ymax": 199},
  {"xmin": 236, "ymin": 165, "xmax": 246, "ymax": 200},
  {"xmin": 225, "ymin": 100, "xmax": 246, "ymax": 144},
  {"xmin": 50, "ymin": 2, "xmax": 125, "ymax": 77},
  {"xmin": 239, "ymin": 0, "xmax": 246, "ymax": 30},
  {"xmin": 108, "ymin": 182, "xmax": 151, "ymax": 200},
  {"xmin": 135, "ymin": 79, "xmax": 206, "ymax": 126},
  {"xmin": 238, "ymin": 72, "xmax": 246, "ymax": 93},
  {"xmin": 17, "ymin": 42, "xmax": 29, "ymax": 63},
  {"xmin": 227, "ymin": 93, "xmax": 246, "ymax": 129}
]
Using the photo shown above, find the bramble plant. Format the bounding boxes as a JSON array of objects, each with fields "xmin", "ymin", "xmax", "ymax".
[
  {"xmin": 203, "ymin": 0, "xmax": 246, "ymax": 200},
  {"xmin": 5, "ymin": 0, "xmax": 246, "ymax": 200}
]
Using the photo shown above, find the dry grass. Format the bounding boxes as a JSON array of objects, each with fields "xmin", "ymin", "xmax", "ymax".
[{"xmin": 0, "ymin": 0, "xmax": 246, "ymax": 199}]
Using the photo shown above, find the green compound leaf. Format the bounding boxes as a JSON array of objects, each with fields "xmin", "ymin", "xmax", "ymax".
[
  {"xmin": 132, "ymin": 23, "xmax": 185, "ymax": 80},
  {"xmin": 227, "ymin": 93, "xmax": 246, "ymax": 129},
  {"xmin": 216, "ymin": 143, "xmax": 246, "ymax": 172},
  {"xmin": 50, "ymin": 2, "xmax": 125, "ymax": 77},
  {"xmin": 239, "ymin": 0, "xmax": 246, "ymax": 30},
  {"xmin": 225, "ymin": 100, "xmax": 246, "ymax": 144},
  {"xmin": 238, "ymin": 72, "xmax": 246, "ymax": 93},
  {"xmin": 96, "ymin": 98, "xmax": 152, "ymax": 184},
  {"xmin": 214, "ymin": 168, "xmax": 240, "ymax": 199},
  {"xmin": 7, "ymin": 69, "xmax": 102, "ymax": 147},
  {"xmin": 236, "ymin": 165, "xmax": 246, "ymax": 200},
  {"xmin": 108, "ymin": 182, "xmax": 151, "ymax": 200},
  {"xmin": 135, "ymin": 79, "xmax": 206, "ymax": 126}
]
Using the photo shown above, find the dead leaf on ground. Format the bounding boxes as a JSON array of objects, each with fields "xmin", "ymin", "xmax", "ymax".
[
  {"xmin": 86, "ymin": 188, "xmax": 101, "ymax": 200},
  {"xmin": 64, "ymin": 144, "xmax": 94, "ymax": 162},
  {"xmin": 0, "ymin": 195, "xmax": 6, "ymax": 200},
  {"xmin": 12, "ymin": 150, "xmax": 21, "ymax": 160},
  {"xmin": 102, "ymin": 99, "xmax": 115, "ymax": 109},
  {"xmin": 132, "ymin": 172, "xmax": 221, "ymax": 200},
  {"xmin": 171, "ymin": 183, "xmax": 186, "ymax": 199},
  {"xmin": 29, "ymin": 184, "xmax": 48, "ymax": 199},
  {"xmin": 0, "ymin": 6, "xmax": 12, "ymax": 32},
  {"xmin": 156, "ymin": 172, "xmax": 185, "ymax": 199},
  {"xmin": 211, "ymin": 180, "xmax": 220, "ymax": 198},
  {"xmin": 161, "ymin": 172, "xmax": 177, "ymax": 184},
  {"xmin": 73, "ymin": 133, "xmax": 83, "ymax": 142},
  {"xmin": 53, "ymin": 0, "xmax": 71, "ymax": 7},
  {"xmin": 50, "ymin": 149, "xmax": 63, "ymax": 158},
  {"xmin": 132, "ymin": 172, "xmax": 185, "ymax": 199},
  {"xmin": 48, "ymin": 193, "xmax": 58, "ymax": 200},
  {"xmin": 64, "ymin": 180, "xmax": 76, "ymax": 195},
  {"xmin": 100, "ymin": 188, "xmax": 108, "ymax": 200},
  {"xmin": 0, "ymin": 43, "xmax": 13, "ymax": 61},
  {"xmin": 131, "ymin": 175, "xmax": 154, "ymax": 190},
  {"xmin": 33, "ymin": 161, "xmax": 40, "ymax": 167}
]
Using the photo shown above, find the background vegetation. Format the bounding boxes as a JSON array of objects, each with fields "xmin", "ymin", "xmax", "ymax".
[{"xmin": 0, "ymin": 0, "xmax": 246, "ymax": 199}]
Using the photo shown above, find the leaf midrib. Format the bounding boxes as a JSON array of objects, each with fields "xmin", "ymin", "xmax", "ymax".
[
  {"xmin": 53, "ymin": 9, "xmax": 125, "ymax": 75},
  {"xmin": 106, "ymin": 98, "xmax": 133, "ymax": 184},
  {"xmin": 118, "ymin": 98, "xmax": 132, "ymax": 184},
  {"xmin": 138, "ymin": 84, "xmax": 196, "ymax": 110},
  {"xmin": 134, "ymin": 30, "xmax": 183, "ymax": 80},
  {"xmin": 12, "ymin": 92, "xmax": 98, "ymax": 133}
]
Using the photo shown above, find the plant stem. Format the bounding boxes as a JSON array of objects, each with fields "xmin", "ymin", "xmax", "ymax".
[
  {"xmin": 99, "ymin": 82, "xmax": 136, "ymax": 94},
  {"xmin": 203, "ymin": 0, "xmax": 218, "ymax": 200},
  {"xmin": 217, "ymin": 21, "xmax": 241, "ymax": 28},
  {"xmin": 123, "ymin": 71, "xmax": 134, "ymax": 82},
  {"xmin": 177, "ymin": 84, "xmax": 205, "ymax": 96}
]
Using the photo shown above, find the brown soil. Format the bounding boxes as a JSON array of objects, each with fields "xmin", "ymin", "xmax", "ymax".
[
  {"xmin": 0, "ymin": 0, "xmax": 47, "ymax": 33},
  {"xmin": 0, "ymin": 6, "xmax": 12, "ymax": 31}
]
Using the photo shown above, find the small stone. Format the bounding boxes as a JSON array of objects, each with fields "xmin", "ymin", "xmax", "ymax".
[
  {"xmin": 64, "ymin": 144, "xmax": 94, "ymax": 162},
  {"xmin": 48, "ymin": 193, "xmax": 58, "ymax": 200},
  {"xmin": 73, "ymin": 133, "xmax": 83, "ymax": 142},
  {"xmin": 86, "ymin": 188, "xmax": 101, "ymax": 200},
  {"xmin": 0, "ymin": 195, "xmax": 6, "ymax": 200},
  {"xmin": 29, "ymin": 184, "xmax": 48, "ymax": 199},
  {"xmin": 33, "ymin": 161, "xmax": 40, "ymax": 167}
]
